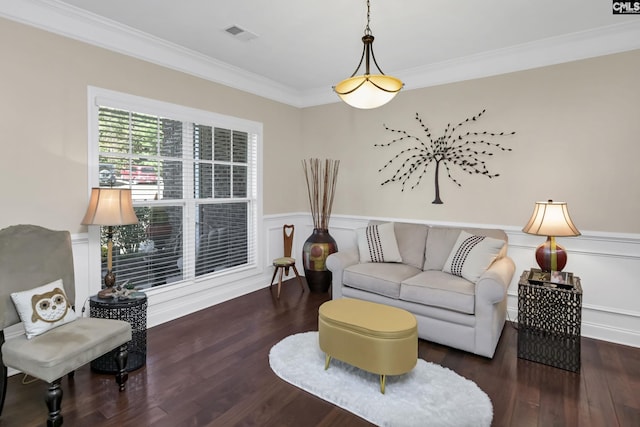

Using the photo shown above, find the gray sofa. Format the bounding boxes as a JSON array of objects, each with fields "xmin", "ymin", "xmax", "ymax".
[{"xmin": 326, "ymin": 221, "xmax": 515, "ymax": 358}]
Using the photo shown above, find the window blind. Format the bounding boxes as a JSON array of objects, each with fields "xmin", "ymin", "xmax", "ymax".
[{"xmin": 93, "ymin": 97, "xmax": 260, "ymax": 290}]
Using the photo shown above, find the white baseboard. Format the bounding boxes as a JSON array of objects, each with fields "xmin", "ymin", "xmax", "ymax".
[
  {"xmin": 61, "ymin": 213, "xmax": 640, "ymax": 353},
  {"xmin": 5, "ymin": 214, "xmax": 638, "ymax": 380},
  {"xmin": 313, "ymin": 214, "xmax": 640, "ymax": 349},
  {"xmin": 145, "ymin": 273, "xmax": 269, "ymax": 328}
]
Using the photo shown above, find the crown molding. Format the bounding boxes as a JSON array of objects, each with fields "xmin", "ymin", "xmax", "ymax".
[
  {"xmin": 2, "ymin": 0, "xmax": 640, "ymax": 109},
  {"xmin": 301, "ymin": 21, "xmax": 640, "ymax": 107},
  {"xmin": 397, "ymin": 21, "xmax": 640, "ymax": 91},
  {"xmin": 0, "ymin": 0, "xmax": 306, "ymax": 107}
]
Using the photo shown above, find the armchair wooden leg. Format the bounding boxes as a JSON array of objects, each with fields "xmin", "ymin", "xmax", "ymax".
[
  {"xmin": 0, "ymin": 364, "xmax": 5, "ymax": 417},
  {"xmin": 67, "ymin": 370, "xmax": 75, "ymax": 380},
  {"xmin": 114, "ymin": 343, "xmax": 129, "ymax": 392},
  {"xmin": 45, "ymin": 378, "xmax": 63, "ymax": 427},
  {"xmin": 0, "ymin": 332, "xmax": 7, "ymax": 416}
]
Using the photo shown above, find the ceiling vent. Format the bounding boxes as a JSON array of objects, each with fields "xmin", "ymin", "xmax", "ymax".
[{"xmin": 224, "ymin": 25, "xmax": 258, "ymax": 42}]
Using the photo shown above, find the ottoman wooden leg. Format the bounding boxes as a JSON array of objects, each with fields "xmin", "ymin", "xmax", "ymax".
[{"xmin": 324, "ymin": 354, "xmax": 332, "ymax": 370}]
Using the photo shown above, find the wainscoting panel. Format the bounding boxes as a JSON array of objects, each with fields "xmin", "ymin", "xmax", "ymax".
[
  {"xmin": 506, "ymin": 229, "xmax": 640, "ymax": 348},
  {"xmin": 66, "ymin": 214, "xmax": 638, "ymax": 350},
  {"xmin": 70, "ymin": 233, "xmax": 269, "ymax": 330},
  {"xmin": 278, "ymin": 214, "xmax": 640, "ymax": 348}
]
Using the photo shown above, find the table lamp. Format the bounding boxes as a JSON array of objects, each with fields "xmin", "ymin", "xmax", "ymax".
[
  {"xmin": 522, "ymin": 200, "xmax": 580, "ymax": 272},
  {"xmin": 82, "ymin": 188, "xmax": 138, "ymax": 297}
]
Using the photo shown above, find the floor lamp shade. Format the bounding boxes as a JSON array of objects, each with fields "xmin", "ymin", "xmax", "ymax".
[{"xmin": 522, "ymin": 200, "xmax": 580, "ymax": 272}]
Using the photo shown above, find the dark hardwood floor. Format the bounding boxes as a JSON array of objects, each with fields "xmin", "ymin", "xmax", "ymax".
[{"xmin": 2, "ymin": 279, "xmax": 639, "ymax": 426}]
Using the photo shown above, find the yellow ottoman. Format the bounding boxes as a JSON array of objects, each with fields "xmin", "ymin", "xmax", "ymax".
[{"xmin": 318, "ymin": 298, "xmax": 418, "ymax": 393}]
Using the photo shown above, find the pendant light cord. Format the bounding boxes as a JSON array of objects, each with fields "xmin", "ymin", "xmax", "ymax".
[
  {"xmin": 365, "ymin": 0, "xmax": 372, "ymax": 35},
  {"xmin": 333, "ymin": 0, "xmax": 404, "ymax": 107}
]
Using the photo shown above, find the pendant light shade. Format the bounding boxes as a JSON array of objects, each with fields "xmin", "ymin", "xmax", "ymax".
[
  {"xmin": 333, "ymin": 0, "xmax": 403, "ymax": 109},
  {"xmin": 335, "ymin": 74, "xmax": 403, "ymax": 109}
]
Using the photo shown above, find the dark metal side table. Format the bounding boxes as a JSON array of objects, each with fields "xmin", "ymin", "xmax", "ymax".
[
  {"xmin": 517, "ymin": 270, "xmax": 582, "ymax": 372},
  {"xmin": 90, "ymin": 294, "xmax": 148, "ymax": 373}
]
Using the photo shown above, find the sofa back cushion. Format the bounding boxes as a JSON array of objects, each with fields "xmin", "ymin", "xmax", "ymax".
[
  {"xmin": 369, "ymin": 221, "xmax": 429, "ymax": 270},
  {"xmin": 424, "ymin": 227, "xmax": 507, "ymax": 271}
]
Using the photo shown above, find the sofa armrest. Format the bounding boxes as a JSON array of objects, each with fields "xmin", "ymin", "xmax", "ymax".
[
  {"xmin": 476, "ymin": 256, "xmax": 516, "ymax": 304},
  {"xmin": 474, "ymin": 256, "xmax": 516, "ymax": 358},
  {"xmin": 326, "ymin": 248, "xmax": 360, "ymax": 299}
]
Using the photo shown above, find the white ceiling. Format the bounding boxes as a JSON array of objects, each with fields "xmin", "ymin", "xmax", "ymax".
[{"xmin": 2, "ymin": 0, "xmax": 640, "ymax": 107}]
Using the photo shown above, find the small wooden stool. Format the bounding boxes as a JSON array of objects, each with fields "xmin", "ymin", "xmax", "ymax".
[
  {"xmin": 270, "ymin": 224, "xmax": 304, "ymax": 298},
  {"xmin": 318, "ymin": 298, "xmax": 418, "ymax": 393}
]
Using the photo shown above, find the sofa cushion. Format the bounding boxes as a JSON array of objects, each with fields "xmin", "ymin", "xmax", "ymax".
[
  {"xmin": 424, "ymin": 226, "xmax": 508, "ymax": 271},
  {"xmin": 443, "ymin": 231, "xmax": 506, "ymax": 283},
  {"xmin": 344, "ymin": 263, "xmax": 421, "ymax": 299},
  {"xmin": 400, "ymin": 270, "xmax": 476, "ymax": 315},
  {"xmin": 369, "ymin": 221, "xmax": 428, "ymax": 270},
  {"xmin": 424, "ymin": 227, "xmax": 461, "ymax": 271},
  {"xmin": 392, "ymin": 222, "xmax": 429, "ymax": 270},
  {"xmin": 356, "ymin": 222, "xmax": 402, "ymax": 263}
]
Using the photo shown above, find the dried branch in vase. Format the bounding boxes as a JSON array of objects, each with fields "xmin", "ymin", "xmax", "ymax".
[{"xmin": 302, "ymin": 158, "xmax": 340, "ymax": 230}]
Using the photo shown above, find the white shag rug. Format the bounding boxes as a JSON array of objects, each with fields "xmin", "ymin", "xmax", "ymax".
[{"xmin": 269, "ymin": 331, "xmax": 493, "ymax": 427}]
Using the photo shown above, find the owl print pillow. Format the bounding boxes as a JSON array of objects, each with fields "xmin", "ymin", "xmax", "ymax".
[{"xmin": 10, "ymin": 278, "xmax": 77, "ymax": 339}]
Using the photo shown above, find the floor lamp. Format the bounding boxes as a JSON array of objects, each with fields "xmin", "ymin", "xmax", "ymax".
[{"xmin": 82, "ymin": 188, "xmax": 138, "ymax": 298}]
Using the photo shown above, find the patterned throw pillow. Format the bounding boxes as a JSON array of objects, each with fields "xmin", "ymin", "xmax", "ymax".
[
  {"xmin": 10, "ymin": 279, "xmax": 77, "ymax": 339},
  {"xmin": 443, "ymin": 231, "xmax": 505, "ymax": 283},
  {"xmin": 356, "ymin": 222, "xmax": 403, "ymax": 263}
]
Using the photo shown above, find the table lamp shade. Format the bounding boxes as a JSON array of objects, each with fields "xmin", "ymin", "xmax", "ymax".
[
  {"xmin": 523, "ymin": 200, "xmax": 580, "ymax": 272},
  {"xmin": 522, "ymin": 200, "xmax": 580, "ymax": 237},
  {"xmin": 82, "ymin": 188, "xmax": 138, "ymax": 294},
  {"xmin": 82, "ymin": 188, "xmax": 138, "ymax": 226}
]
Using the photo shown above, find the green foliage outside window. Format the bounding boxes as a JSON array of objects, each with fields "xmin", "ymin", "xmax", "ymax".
[{"xmin": 101, "ymin": 207, "xmax": 150, "ymax": 255}]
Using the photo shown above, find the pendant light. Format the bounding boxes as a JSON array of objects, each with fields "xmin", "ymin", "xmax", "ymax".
[{"xmin": 333, "ymin": 0, "xmax": 403, "ymax": 109}]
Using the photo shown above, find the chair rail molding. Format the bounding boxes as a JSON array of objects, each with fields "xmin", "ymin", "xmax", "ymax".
[
  {"xmin": 2, "ymin": 1, "xmax": 640, "ymax": 108},
  {"xmin": 65, "ymin": 213, "xmax": 639, "ymax": 352},
  {"xmin": 273, "ymin": 213, "xmax": 640, "ymax": 349}
]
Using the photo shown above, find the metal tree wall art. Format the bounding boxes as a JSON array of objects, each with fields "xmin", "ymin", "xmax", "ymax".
[{"xmin": 376, "ymin": 109, "xmax": 515, "ymax": 204}]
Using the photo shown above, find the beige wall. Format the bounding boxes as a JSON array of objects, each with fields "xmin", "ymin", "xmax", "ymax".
[
  {"xmin": 0, "ymin": 18, "xmax": 302, "ymax": 233},
  {"xmin": 2, "ymin": 16, "xmax": 639, "ymax": 346},
  {"xmin": 302, "ymin": 50, "xmax": 640, "ymax": 234},
  {"xmin": 2, "ymin": 17, "xmax": 639, "ymax": 235}
]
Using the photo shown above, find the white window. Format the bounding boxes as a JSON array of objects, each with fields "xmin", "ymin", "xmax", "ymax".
[{"xmin": 88, "ymin": 87, "xmax": 262, "ymax": 290}]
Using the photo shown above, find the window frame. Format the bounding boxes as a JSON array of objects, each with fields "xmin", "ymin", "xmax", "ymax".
[{"xmin": 86, "ymin": 86, "xmax": 264, "ymax": 296}]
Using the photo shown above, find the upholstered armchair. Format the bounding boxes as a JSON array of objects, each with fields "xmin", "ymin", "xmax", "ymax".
[{"xmin": 0, "ymin": 225, "xmax": 132, "ymax": 427}]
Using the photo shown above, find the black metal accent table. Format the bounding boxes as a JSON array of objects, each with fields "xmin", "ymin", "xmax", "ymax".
[
  {"xmin": 89, "ymin": 294, "xmax": 147, "ymax": 373},
  {"xmin": 517, "ymin": 270, "xmax": 582, "ymax": 372}
]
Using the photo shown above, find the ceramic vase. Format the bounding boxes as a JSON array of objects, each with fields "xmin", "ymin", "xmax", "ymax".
[{"xmin": 302, "ymin": 228, "xmax": 338, "ymax": 293}]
